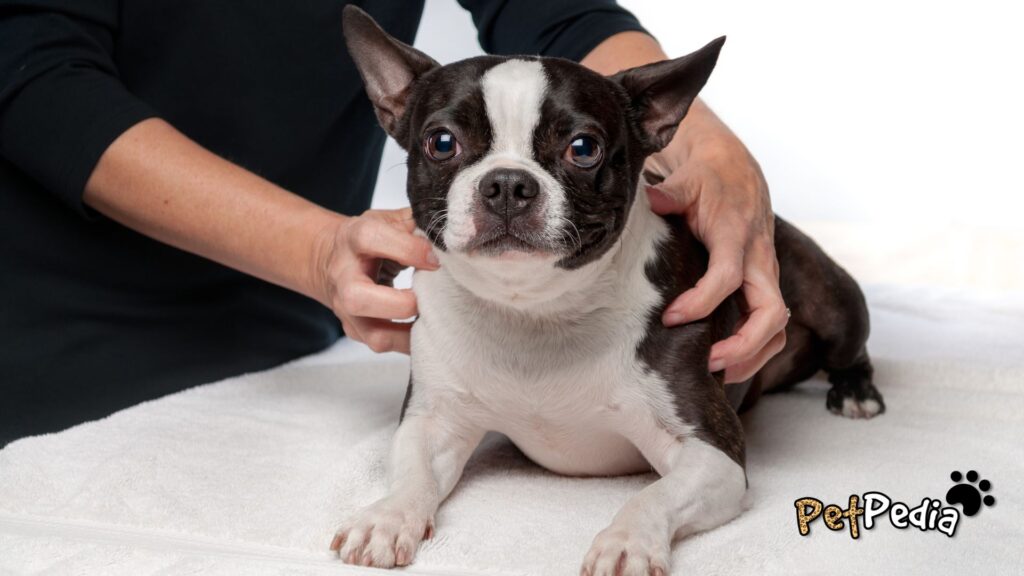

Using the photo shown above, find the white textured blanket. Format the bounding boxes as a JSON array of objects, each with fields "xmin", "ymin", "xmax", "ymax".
[{"xmin": 2, "ymin": 285, "xmax": 1022, "ymax": 575}]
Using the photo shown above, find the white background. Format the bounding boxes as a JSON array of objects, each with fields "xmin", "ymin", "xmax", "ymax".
[{"xmin": 371, "ymin": 0, "xmax": 1024, "ymax": 290}]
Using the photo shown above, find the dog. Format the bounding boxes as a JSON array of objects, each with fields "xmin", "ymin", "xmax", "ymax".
[{"xmin": 332, "ymin": 6, "xmax": 885, "ymax": 574}]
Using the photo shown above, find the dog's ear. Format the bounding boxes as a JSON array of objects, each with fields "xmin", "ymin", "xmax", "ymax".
[
  {"xmin": 611, "ymin": 37, "xmax": 725, "ymax": 153},
  {"xmin": 343, "ymin": 5, "xmax": 439, "ymax": 139}
]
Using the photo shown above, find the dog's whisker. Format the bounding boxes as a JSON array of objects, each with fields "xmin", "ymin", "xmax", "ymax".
[{"xmin": 423, "ymin": 209, "xmax": 449, "ymax": 240}]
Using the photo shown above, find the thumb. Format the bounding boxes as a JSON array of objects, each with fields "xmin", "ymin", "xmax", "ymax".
[
  {"xmin": 646, "ymin": 185, "xmax": 687, "ymax": 215},
  {"xmin": 647, "ymin": 184, "xmax": 679, "ymax": 214},
  {"xmin": 645, "ymin": 167, "xmax": 697, "ymax": 216},
  {"xmin": 385, "ymin": 207, "xmax": 418, "ymax": 232}
]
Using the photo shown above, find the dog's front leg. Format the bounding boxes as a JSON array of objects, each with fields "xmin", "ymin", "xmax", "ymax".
[
  {"xmin": 581, "ymin": 425, "xmax": 746, "ymax": 576},
  {"xmin": 332, "ymin": 410, "xmax": 484, "ymax": 568}
]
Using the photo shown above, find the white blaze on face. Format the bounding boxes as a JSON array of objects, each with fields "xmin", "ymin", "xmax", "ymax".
[
  {"xmin": 441, "ymin": 59, "xmax": 568, "ymax": 253},
  {"xmin": 481, "ymin": 59, "xmax": 547, "ymax": 158}
]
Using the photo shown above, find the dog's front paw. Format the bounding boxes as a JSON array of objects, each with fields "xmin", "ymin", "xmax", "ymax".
[
  {"xmin": 581, "ymin": 520, "xmax": 670, "ymax": 576},
  {"xmin": 330, "ymin": 497, "xmax": 434, "ymax": 568}
]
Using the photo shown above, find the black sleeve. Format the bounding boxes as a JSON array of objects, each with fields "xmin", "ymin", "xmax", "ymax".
[
  {"xmin": 457, "ymin": 0, "xmax": 649, "ymax": 62},
  {"xmin": 0, "ymin": 0, "xmax": 157, "ymax": 216}
]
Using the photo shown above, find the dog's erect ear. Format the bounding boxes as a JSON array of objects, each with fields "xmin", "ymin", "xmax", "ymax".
[
  {"xmin": 343, "ymin": 5, "xmax": 439, "ymax": 139},
  {"xmin": 611, "ymin": 37, "xmax": 725, "ymax": 153}
]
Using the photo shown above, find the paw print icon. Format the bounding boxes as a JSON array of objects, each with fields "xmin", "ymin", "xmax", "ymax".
[{"xmin": 945, "ymin": 470, "xmax": 995, "ymax": 517}]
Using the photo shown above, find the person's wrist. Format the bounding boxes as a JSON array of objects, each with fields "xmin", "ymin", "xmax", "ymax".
[
  {"xmin": 682, "ymin": 114, "xmax": 763, "ymax": 184},
  {"xmin": 309, "ymin": 212, "xmax": 349, "ymax": 309},
  {"xmin": 647, "ymin": 104, "xmax": 721, "ymax": 174},
  {"xmin": 671, "ymin": 99, "xmax": 741, "ymax": 157},
  {"xmin": 689, "ymin": 133, "xmax": 750, "ymax": 171},
  {"xmin": 650, "ymin": 126, "xmax": 737, "ymax": 183}
]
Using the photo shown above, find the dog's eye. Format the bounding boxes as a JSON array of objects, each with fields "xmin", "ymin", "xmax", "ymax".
[
  {"xmin": 565, "ymin": 136, "xmax": 602, "ymax": 168},
  {"xmin": 425, "ymin": 130, "xmax": 460, "ymax": 161}
]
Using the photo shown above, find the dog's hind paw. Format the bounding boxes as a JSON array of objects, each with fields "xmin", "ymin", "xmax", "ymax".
[
  {"xmin": 830, "ymin": 395, "xmax": 884, "ymax": 419},
  {"xmin": 826, "ymin": 378, "xmax": 885, "ymax": 419},
  {"xmin": 825, "ymin": 360, "xmax": 885, "ymax": 419}
]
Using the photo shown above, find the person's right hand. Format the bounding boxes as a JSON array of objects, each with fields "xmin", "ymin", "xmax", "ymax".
[{"xmin": 314, "ymin": 208, "xmax": 439, "ymax": 354}]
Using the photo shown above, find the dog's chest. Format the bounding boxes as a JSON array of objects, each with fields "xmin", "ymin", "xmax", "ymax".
[
  {"xmin": 414, "ymin": 297, "xmax": 656, "ymax": 475},
  {"xmin": 410, "ymin": 244, "xmax": 680, "ymax": 475}
]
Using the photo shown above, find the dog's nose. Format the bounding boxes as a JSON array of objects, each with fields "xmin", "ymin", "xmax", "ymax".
[{"xmin": 478, "ymin": 168, "xmax": 539, "ymax": 218}]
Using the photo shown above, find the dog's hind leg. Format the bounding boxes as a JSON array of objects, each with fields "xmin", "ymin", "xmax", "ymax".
[{"xmin": 762, "ymin": 217, "xmax": 885, "ymax": 418}]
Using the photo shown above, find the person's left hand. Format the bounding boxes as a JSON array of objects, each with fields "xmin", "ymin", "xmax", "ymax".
[{"xmin": 643, "ymin": 107, "xmax": 789, "ymax": 384}]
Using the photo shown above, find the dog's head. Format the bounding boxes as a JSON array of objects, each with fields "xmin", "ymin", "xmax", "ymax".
[{"xmin": 343, "ymin": 6, "xmax": 722, "ymax": 307}]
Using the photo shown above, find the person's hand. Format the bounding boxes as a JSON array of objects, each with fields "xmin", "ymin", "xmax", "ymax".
[
  {"xmin": 644, "ymin": 116, "xmax": 788, "ymax": 384},
  {"xmin": 314, "ymin": 208, "xmax": 439, "ymax": 354}
]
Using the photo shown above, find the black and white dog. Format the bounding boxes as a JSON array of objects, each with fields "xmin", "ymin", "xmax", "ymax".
[{"xmin": 333, "ymin": 7, "xmax": 884, "ymax": 574}]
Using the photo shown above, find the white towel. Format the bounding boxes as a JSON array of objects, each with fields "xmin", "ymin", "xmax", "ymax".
[{"xmin": 2, "ymin": 285, "xmax": 1022, "ymax": 575}]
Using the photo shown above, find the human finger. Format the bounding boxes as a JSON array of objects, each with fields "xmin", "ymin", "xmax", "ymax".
[
  {"xmin": 338, "ymin": 277, "xmax": 419, "ymax": 320},
  {"xmin": 663, "ymin": 238, "xmax": 745, "ymax": 325},
  {"xmin": 348, "ymin": 316, "xmax": 413, "ymax": 354},
  {"xmin": 721, "ymin": 327, "xmax": 787, "ymax": 384},
  {"xmin": 708, "ymin": 280, "xmax": 788, "ymax": 371},
  {"xmin": 347, "ymin": 217, "xmax": 439, "ymax": 270}
]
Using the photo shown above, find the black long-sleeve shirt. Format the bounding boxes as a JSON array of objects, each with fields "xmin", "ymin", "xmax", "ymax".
[{"xmin": 0, "ymin": 1, "xmax": 646, "ymax": 443}]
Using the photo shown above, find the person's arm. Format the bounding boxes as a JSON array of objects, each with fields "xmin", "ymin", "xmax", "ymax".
[
  {"xmin": 82, "ymin": 119, "xmax": 438, "ymax": 354},
  {"xmin": 1, "ymin": 3, "xmax": 435, "ymax": 355},
  {"xmin": 582, "ymin": 32, "xmax": 789, "ymax": 383},
  {"xmin": 0, "ymin": 1, "xmax": 155, "ymax": 214},
  {"xmin": 84, "ymin": 119, "xmax": 335, "ymax": 302},
  {"xmin": 456, "ymin": 0, "xmax": 647, "ymax": 62}
]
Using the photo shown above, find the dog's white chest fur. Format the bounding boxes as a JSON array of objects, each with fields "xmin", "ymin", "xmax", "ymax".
[{"xmin": 410, "ymin": 196, "xmax": 689, "ymax": 476}]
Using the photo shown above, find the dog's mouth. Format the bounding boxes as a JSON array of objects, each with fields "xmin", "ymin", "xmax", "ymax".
[
  {"xmin": 465, "ymin": 226, "xmax": 548, "ymax": 257},
  {"xmin": 477, "ymin": 234, "xmax": 537, "ymax": 254}
]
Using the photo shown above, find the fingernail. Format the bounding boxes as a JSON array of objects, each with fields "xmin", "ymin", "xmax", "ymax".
[
  {"xmin": 426, "ymin": 250, "xmax": 440, "ymax": 267},
  {"xmin": 709, "ymin": 357, "xmax": 726, "ymax": 372},
  {"xmin": 663, "ymin": 310, "xmax": 684, "ymax": 325}
]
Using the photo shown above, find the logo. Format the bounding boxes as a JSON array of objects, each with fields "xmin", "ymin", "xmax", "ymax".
[
  {"xmin": 794, "ymin": 470, "xmax": 995, "ymax": 539},
  {"xmin": 945, "ymin": 470, "xmax": 996, "ymax": 517}
]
